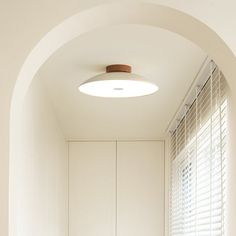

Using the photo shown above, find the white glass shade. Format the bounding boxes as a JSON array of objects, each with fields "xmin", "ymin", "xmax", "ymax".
[{"xmin": 79, "ymin": 72, "xmax": 158, "ymax": 98}]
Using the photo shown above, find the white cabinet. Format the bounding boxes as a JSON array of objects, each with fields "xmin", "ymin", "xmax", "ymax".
[
  {"xmin": 69, "ymin": 141, "xmax": 164, "ymax": 236},
  {"xmin": 69, "ymin": 142, "xmax": 116, "ymax": 236},
  {"xmin": 117, "ymin": 141, "xmax": 164, "ymax": 236}
]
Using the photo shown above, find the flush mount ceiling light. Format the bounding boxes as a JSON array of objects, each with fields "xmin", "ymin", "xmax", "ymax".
[{"xmin": 78, "ymin": 64, "xmax": 158, "ymax": 98}]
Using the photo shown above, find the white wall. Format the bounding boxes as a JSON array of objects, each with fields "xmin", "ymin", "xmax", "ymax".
[
  {"xmin": 69, "ymin": 141, "xmax": 164, "ymax": 236},
  {"xmin": 9, "ymin": 77, "xmax": 68, "ymax": 236}
]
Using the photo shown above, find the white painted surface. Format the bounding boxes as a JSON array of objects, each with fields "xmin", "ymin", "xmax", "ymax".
[
  {"xmin": 69, "ymin": 141, "xmax": 164, "ymax": 236},
  {"xmin": 164, "ymin": 137, "xmax": 171, "ymax": 236},
  {"xmin": 39, "ymin": 24, "xmax": 206, "ymax": 140},
  {"xmin": 117, "ymin": 141, "xmax": 165, "ymax": 236},
  {"xmin": 9, "ymin": 77, "xmax": 68, "ymax": 236},
  {"xmin": 69, "ymin": 142, "xmax": 116, "ymax": 236}
]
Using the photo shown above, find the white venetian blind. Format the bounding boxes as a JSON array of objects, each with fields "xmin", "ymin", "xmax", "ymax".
[{"xmin": 170, "ymin": 62, "xmax": 228, "ymax": 236}]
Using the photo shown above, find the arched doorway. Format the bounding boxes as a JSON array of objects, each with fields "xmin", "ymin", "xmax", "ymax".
[{"xmin": 9, "ymin": 2, "xmax": 236, "ymax": 235}]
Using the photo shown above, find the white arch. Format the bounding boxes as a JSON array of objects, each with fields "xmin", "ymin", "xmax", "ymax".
[
  {"xmin": 10, "ymin": 2, "xmax": 236, "ymax": 235},
  {"xmin": 11, "ymin": 2, "xmax": 236, "ymax": 115}
]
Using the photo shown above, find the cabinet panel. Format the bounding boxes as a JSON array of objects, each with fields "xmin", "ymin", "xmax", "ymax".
[
  {"xmin": 69, "ymin": 142, "xmax": 116, "ymax": 236},
  {"xmin": 117, "ymin": 141, "xmax": 164, "ymax": 236}
]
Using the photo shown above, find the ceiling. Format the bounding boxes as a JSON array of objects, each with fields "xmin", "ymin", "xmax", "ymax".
[{"xmin": 38, "ymin": 24, "xmax": 206, "ymax": 140}]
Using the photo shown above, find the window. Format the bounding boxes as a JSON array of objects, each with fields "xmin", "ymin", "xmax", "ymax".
[{"xmin": 170, "ymin": 63, "xmax": 227, "ymax": 236}]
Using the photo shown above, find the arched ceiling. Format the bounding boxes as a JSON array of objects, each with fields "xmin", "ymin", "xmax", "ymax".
[{"xmin": 38, "ymin": 24, "xmax": 206, "ymax": 140}]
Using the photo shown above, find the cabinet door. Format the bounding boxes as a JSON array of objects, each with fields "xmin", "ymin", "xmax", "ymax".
[
  {"xmin": 69, "ymin": 142, "xmax": 116, "ymax": 236},
  {"xmin": 117, "ymin": 141, "xmax": 164, "ymax": 236}
]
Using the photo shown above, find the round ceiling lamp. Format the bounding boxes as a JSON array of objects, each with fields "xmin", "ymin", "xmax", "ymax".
[{"xmin": 78, "ymin": 64, "xmax": 159, "ymax": 98}]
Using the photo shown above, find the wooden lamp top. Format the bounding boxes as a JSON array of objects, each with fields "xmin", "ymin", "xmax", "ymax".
[{"xmin": 106, "ymin": 64, "xmax": 132, "ymax": 73}]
